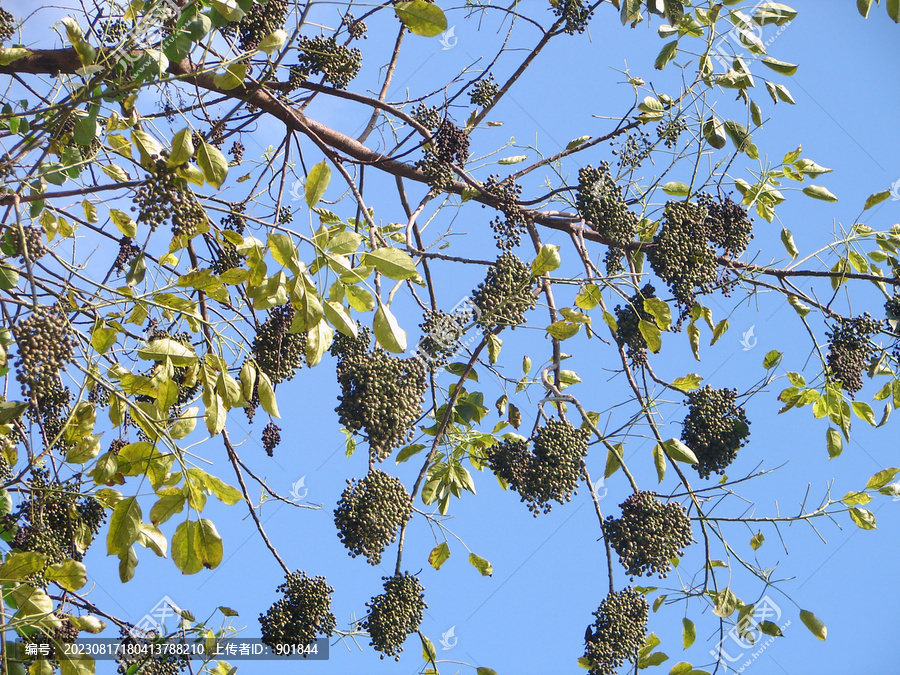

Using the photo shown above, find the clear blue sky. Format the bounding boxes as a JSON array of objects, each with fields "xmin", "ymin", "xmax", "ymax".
[{"xmin": 7, "ymin": 1, "xmax": 900, "ymax": 673}]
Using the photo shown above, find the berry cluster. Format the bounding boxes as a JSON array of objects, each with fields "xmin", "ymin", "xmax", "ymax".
[
  {"xmin": 470, "ymin": 75, "xmax": 499, "ymax": 107},
  {"xmin": 7, "ymin": 224, "xmax": 46, "ymax": 261},
  {"xmin": 210, "ymin": 239, "xmax": 243, "ymax": 274},
  {"xmin": 116, "ymin": 629, "xmax": 189, "ymax": 675},
  {"xmin": 657, "ymin": 115, "xmax": 688, "ymax": 149},
  {"xmin": 229, "ymin": 140, "xmax": 244, "ymax": 164},
  {"xmin": 0, "ymin": 6, "xmax": 15, "ymax": 43},
  {"xmin": 27, "ymin": 378, "xmax": 73, "ymax": 453},
  {"xmin": 613, "ymin": 284, "xmax": 658, "ymax": 365},
  {"xmin": 681, "ymin": 385, "xmax": 751, "ymax": 478},
  {"xmin": 99, "ymin": 18, "xmax": 128, "ymax": 45},
  {"xmin": 331, "ymin": 329, "xmax": 427, "ymax": 461},
  {"xmin": 362, "ymin": 573, "xmax": 427, "ymax": 660},
  {"xmin": 262, "ymin": 421, "xmax": 281, "ymax": 456},
  {"xmin": 221, "ymin": 201, "xmax": 247, "ymax": 234},
  {"xmin": 612, "ymin": 130, "xmax": 653, "ymax": 169},
  {"xmin": 252, "ymin": 304, "xmax": 306, "ymax": 385},
  {"xmin": 576, "ymin": 164, "xmax": 638, "ymax": 274},
  {"xmin": 294, "ymin": 36, "xmax": 362, "ymax": 89},
  {"xmin": 416, "ymin": 119, "xmax": 469, "ymax": 192},
  {"xmin": 222, "ymin": 0, "xmax": 289, "ymax": 52},
  {"xmin": 259, "ymin": 571, "xmax": 337, "ymax": 649},
  {"xmin": 334, "ymin": 469, "xmax": 412, "ymax": 565},
  {"xmin": 8, "ymin": 468, "xmax": 105, "ymax": 572},
  {"xmin": 825, "ymin": 313, "xmax": 882, "ymax": 396},
  {"xmin": 603, "ymin": 491, "xmax": 693, "ymax": 579},
  {"xmin": 113, "ymin": 236, "xmax": 141, "ymax": 273},
  {"xmin": 583, "ymin": 588, "xmax": 649, "ymax": 675},
  {"xmin": 412, "ymin": 104, "xmax": 442, "ymax": 132},
  {"xmin": 132, "ymin": 155, "xmax": 207, "ymax": 238},
  {"xmin": 344, "ymin": 12, "xmax": 367, "ymax": 40},
  {"xmin": 695, "ymin": 192, "xmax": 754, "ymax": 258},
  {"xmin": 471, "ymin": 253, "xmax": 536, "ymax": 330},
  {"xmin": 417, "ymin": 309, "xmax": 470, "ymax": 369},
  {"xmin": 483, "ymin": 175, "xmax": 527, "ymax": 251},
  {"xmin": 22, "ymin": 617, "xmax": 80, "ymax": 666},
  {"xmin": 885, "ymin": 294, "xmax": 900, "ymax": 361},
  {"xmin": 552, "ymin": 0, "xmax": 594, "ymax": 34},
  {"xmin": 646, "ymin": 200, "xmax": 717, "ymax": 311},
  {"xmin": 488, "ymin": 419, "xmax": 589, "ymax": 515},
  {"xmin": 13, "ymin": 305, "xmax": 73, "ymax": 399}
]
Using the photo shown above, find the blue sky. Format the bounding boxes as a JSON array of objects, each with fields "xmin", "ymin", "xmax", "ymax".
[{"xmin": 5, "ymin": 1, "xmax": 900, "ymax": 674}]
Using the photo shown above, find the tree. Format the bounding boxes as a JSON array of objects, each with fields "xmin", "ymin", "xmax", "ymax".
[{"xmin": 0, "ymin": 0, "xmax": 896, "ymax": 673}]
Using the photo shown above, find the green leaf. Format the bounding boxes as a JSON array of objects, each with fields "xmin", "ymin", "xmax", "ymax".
[
  {"xmin": 710, "ymin": 318, "xmax": 729, "ymax": 345},
  {"xmin": 421, "ymin": 633, "xmax": 437, "ymax": 663},
  {"xmin": 638, "ymin": 319, "xmax": 662, "ymax": 353},
  {"xmin": 0, "ymin": 551, "xmax": 48, "ymax": 581},
  {"xmin": 487, "ymin": 334, "xmax": 502, "ymax": 364},
  {"xmin": 849, "ymin": 506, "xmax": 876, "ymax": 529},
  {"xmin": 858, "ymin": 0, "xmax": 874, "ymax": 18},
  {"xmin": 803, "ymin": 185, "xmax": 838, "ymax": 202},
  {"xmin": 374, "ymin": 303, "xmax": 407, "ymax": 353},
  {"xmin": 852, "ymin": 401, "xmax": 877, "ymax": 426},
  {"xmin": 394, "ymin": 1, "xmax": 448, "ymax": 37},
  {"xmin": 712, "ymin": 588, "xmax": 738, "ymax": 618},
  {"xmin": 531, "ymin": 243, "xmax": 561, "ymax": 275},
  {"xmin": 639, "ymin": 652, "xmax": 669, "ymax": 668},
  {"xmin": 305, "ymin": 161, "xmax": 331, "ymax": 207},
  {"xmin": 655, "ymin": 40, "xmax": 679, "ymax": 70},
  {"xmin": 643, "ymin": 297, "xmax": 672, "ymax": 330},
  {"xmin": 0, "ymin": 265, "xmax": 18, "ymax": 290},
  {"xmin": 362, "ymin": 247, "xmax": 419, "ymax": 280},
  {"xmin": 890, "ymin": 0, "xmax": 900, "ymax": 22},
  {"xmin": 669, "ymin": 663, "xmax": 693, "ymax": 675},
  {"xmin": 0, "ymin": 47, "xmax": 30, "ymax": 66},
  {"xmin": 137, "ymin": 338, "xmax": 198, "ymax": 366},
  {"xmin": 476, "ymin": 669, "xmax": 499, "ymax": 675},
  {"xmin": 664, "ymin": 438, "xmax": 698, "ymax": 465},
  {"xmin": 257, "ymin": 370, "xmax": 280, "ymax": 418},
  {"xmin": 168, "ymin": 128, "xmax": 194, "ymax": 167},
  {"xmin": 842, "ymin": 491, "xmax": 871, "ymax": 506},
  {"xmin": 468, "ymin": 552, "xmax": 493, "ymax": 577},
  {"xmin": 345, "ymin": 285, "xmax": 375, "ymax": 312},
  {"xmin": 197, "ymin": 141, "xmax": 229, "ymax": 189},
  {"xmin": 763, "ymin": 350, "xmax": 783, "ymax": 369},
  {"xmin": 864, "ymin": 190, "xmax": 891, "ymax": 210},
  {"xmin": 498, "ymin": 154, "xmax": 528, "ymax": 165},
  {"xmin": 788, "ymin": 295, "xmax": 811, "ymax": 317},
  {"xmin": 781, "ymin": 228, "xmax": 799, "ymax": 258},
  {"xmin": 866, "ymin": 467, "xmax": 900, "ymax": 489},
  {"xmin": 653, "ymin": 444, "xmax": 666, "ymax": 483},
  {"xmin": 605, "ymin": 445, "xmax": 622, "ymax": 479},
  {"xmin": 662, "ymin": 181, "xmax": 690, "ymax": 197},
  {"xmin": 761, "ymin": 57, "xmax": 798, "ymax": 76},
  {"xmin": 110, "ymin": 209, "xmax": 137, "ymax": 238},
  {"xmin": 672, "ymin": 374, "xmax": 702, "ymax": 392},
  {"xmin": 575, "ymin": 284, "xmax": 602, "ymax": 310},
  {"xmin": 44, "ymin": 559, "xmax": 87, "ymax": 591},
  {"xmin": 211, "ymin": 0, "xmax": 246, "ymax": 21},
  {"xmin": 107, "ymin": 497, "xmax": 141, "ymax": 557},
  {"xmin": 750, "ymin": 530, "xmax": 764, "ymax": 551},
  {"xmin": 799, "ymin": 609, "xmax": 827, "ymax": 640},
  {"xmin": 91, "ymin": 324, "xmax": 117, "ymax": 354},
  {"xmin": 794, "ymin": 159, "xmax": 832, "ymax": 177},
  {"xmin": 173, "ymin": 519, "xmax": 223, "ymax": 574},
  {"xmin": 258, "ymin": 29, "xmax": 287, "ymax": 54},
  {"xmin": 826, "ymin": 427, "xmax": 843, "ymax": 458},
  {"xmin": 566, "ymin": 135, "xmax": 591, "ymax": 149},
  {"xmin": 396, "ymin": 443, "xmax": 426, "ymax": 464},
  {"xmin": 687, "ymin": 322, "xmax": 700, "ymax": 361},
  {"xmin": 428, "ymin": 542, "xmax": 451, "ymax": 570},
  {"xmin": 682, "ymin": 618, "xmax": 695, "ymax": 648}
]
